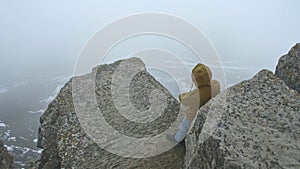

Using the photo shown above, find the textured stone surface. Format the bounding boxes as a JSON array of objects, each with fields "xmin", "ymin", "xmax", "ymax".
[
  {"xmin": 184, "ymin": 69, "xmax": 300, "ymax": 169},
  {"xmin": 36, "ymin": 58, "xmax": 185, "ymax": 169},
  {"xmin": 0, "ymin": 140, "xmax": 13, "ymax": 169},
  {"xmin": 275, "ymin": 43, "xmax": 300, "ymax": 93}
]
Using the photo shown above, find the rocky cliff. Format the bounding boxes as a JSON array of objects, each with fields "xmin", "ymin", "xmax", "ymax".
[
  {"xmin": 0, "ymin": 140, "xmax": 13, "ymax": 169},
  {"xmin": 34, "ymin": 44, "xmax": 300, "ymax": 169},
  {"xmin": 275, "ymin": 43, "xmax": 300, "ymax": 94},
  {"xmin": 36, "ymin": 58, "xmax": 185, "ymax": 169},
  {"xmin": 183, "ymin": 44, "xmax": 300, "ymax": 169},
  {"xmin": 184, "ymin": 69, "xmax": 300, "ymax": 169}
]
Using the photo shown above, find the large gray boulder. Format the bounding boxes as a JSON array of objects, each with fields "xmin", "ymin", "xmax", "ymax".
[
  {"xmin": 0, "ymin": 140, "xmax": 13, "ymax": 169},
  {"xmin": 275, "ymin": 43, "xmax": 300, "ymax": 93},
  {"xmin": 36, "ymin": 58, "xmax": 185, "ymax": 169},
  {"xmin": 184, "ymin": 69, "xmax": 300, "ymax": 169}
]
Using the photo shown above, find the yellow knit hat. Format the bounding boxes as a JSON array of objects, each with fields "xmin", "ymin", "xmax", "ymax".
[{"xmin": 191, "ymin": 63, "xmax": 212, "ymax": 87}]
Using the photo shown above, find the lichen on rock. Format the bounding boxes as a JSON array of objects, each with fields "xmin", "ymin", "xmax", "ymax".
[
  {"xmin": 275, "ymin": 43, "xmax": 300, "ymax": 93},
  {"xmin": 184, "ymin": 69, "xmax": 300, "ymax": 169},
  {"xmin": 36, "ymin": 57, "xmax": 185, "ymax": 169},
  {"xmin": 0, "ymin": 140, "xmax": 13, "ymax": 169},
  {"xmin": 35, "ymin": 46, "xmax": 300, "ymax": 169}
]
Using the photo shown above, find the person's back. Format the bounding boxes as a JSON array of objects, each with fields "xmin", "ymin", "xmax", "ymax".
[
  {"xmin": 179, "ymin": 80, "xmax": 220, "ymax": 121},
  {"xmin": 167, "ymin": 63, "xmax": 221, "ymax": 142},
  {"xmin": 179, "ymin": 64, "xmax": 220, "ymax": 121}
]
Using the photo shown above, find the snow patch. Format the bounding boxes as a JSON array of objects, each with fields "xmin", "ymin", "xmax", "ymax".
[
  {"xmin": 4, "ymin": 144, "xmax": 42, "ymax": 154},
  {"xmin": 4, "ymin": 145, "xmax": 14, "ymax": 151},
  {"xmin": 8, "ymin": 136, "xmax": 16, "ymax": 142},
  {"xmin": 0, "ymin": 122, "xmax": 8, "ymax": 127}
]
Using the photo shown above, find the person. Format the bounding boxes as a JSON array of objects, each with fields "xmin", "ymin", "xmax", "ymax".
[{"xmin": 167, "ymin": 63, "xmax": 221, "ymax": 143}]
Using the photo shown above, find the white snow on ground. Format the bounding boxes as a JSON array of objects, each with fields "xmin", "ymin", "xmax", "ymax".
[
  {"xmin": 1, "ymin": 130, "xmax": 11, "ymax": 140},
  {"xmin": 4, "ymin": 144, "xmax": 42, "ymax": 154},
  {"xmin": 8, "ymin": 136, "xmax": 16, "ymax": 142},
  {"xmin": 19, "ymin": 136, "xmax": 29, "ymax": 141},
  {"xmin": 0, "ymin": 121, "xmax": 8, "ymax": 127},
  {"xmin": 4, "ymin": 145, "xmax": 14, "ymax": 151}
]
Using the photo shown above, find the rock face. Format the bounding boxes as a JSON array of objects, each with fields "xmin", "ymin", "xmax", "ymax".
[
  {"xmin": 275, "ymin": 43, "xmax": 300, "ymax": 93},
  {"xmin": 0, "ymin": 140, "xmax": 13, "ymax": 169},
  {"xmin": 36, "ymin": 58, "xmax": 185, "ymax": 169},
  {"xmin": 184, "ymin": 69, "xmax": 300, "ymax": 169}
]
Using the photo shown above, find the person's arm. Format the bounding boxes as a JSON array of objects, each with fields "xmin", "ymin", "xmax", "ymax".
[
  {"xmin": 211, "ymin": 80, "xmax": 221, "ymax": 97},
  {"xmin": 179, "ymin": 89, "xmax": 199, "ymax": 107}
]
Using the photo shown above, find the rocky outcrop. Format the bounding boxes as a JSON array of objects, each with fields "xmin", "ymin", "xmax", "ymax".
[
  {"xmin": 0, "ymin": 140, "xmax": 13, "ymax": 169},
  {"xmin": 184, "ymin": 69, "xmax": 300, "ymax": 169},
  {"xmin": 36, "ymin": 58, "xmax": 185, "ymax": 168},
  {"xmin": 36, "ymin": 45, "xmax": 300, "ymax": 169},
  {"xmin": 275, "ymin": 43, "xmax": 300, "ymax": 93}
]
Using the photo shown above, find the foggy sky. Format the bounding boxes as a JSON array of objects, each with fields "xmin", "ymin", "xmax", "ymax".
[{"xmin": 1, "ymin": 0, "xmax": 300, "ymax": 86}]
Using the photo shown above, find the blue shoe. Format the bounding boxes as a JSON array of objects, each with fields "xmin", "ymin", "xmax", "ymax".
[{"xmin": 166, "ymin": 133, "xmax": 178, "ymax": 143}]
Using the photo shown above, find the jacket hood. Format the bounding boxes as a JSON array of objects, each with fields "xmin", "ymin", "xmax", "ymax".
[{"xmin": 192, "ymin": 63, "xmax": 212, "ymax": 87}]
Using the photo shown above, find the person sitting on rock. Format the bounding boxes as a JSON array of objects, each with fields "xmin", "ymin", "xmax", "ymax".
[{"xmin": 167, "ymin": 63, "xmax": 220, "ymax": 143}]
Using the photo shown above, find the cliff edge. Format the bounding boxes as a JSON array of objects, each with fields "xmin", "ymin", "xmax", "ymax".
[
  {"xmin": 34, "ymin": 44, "xmax": 300, "ymax": 169},
  {"xmin": 0, "ymin": 140, "xmax": 13, "ymax": 169},
  {"xmin": 36, "ymin": 58, "xmax": 185, "ymax": 169}
]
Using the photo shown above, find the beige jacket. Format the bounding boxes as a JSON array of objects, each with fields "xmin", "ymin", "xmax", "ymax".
[{"xmin": 179, "ymin": 80, "xmax": 220, "ymax": 121}]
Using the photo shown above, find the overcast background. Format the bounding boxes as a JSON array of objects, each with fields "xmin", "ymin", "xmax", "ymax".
[
  {"xmin": 1, "ymin": 0, "xmax": 300, "ymax": 85},
  {"xmin": 0, "ymin": 1, "xmax": 300, "ymax": 165}
]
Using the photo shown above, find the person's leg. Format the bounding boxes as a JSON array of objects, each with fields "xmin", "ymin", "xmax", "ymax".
[{"xmin": 174, "ymin": 115, "xmax": 191, "ymax": 142}]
